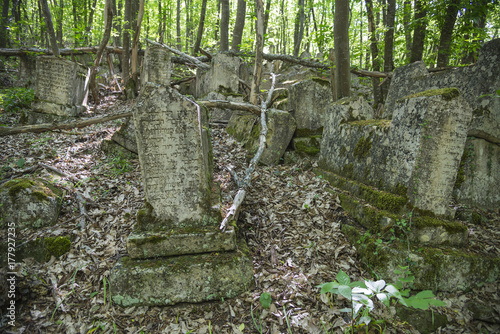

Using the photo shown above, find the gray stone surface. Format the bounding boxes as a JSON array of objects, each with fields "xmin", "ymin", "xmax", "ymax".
[
  {"xmin": 319, "ymin": 89, "xmax": 472, "ymax": 218},
  {"xmin": 140, "ymin": 45, "xmax": 171, "ymax": 87},
  {"xmin": 454, "ymin": 137, "xmax": 500, "ymax": 210},
  {"xmin": 16, "ymin": 54, "xmax": 36, "ymax": 88},
  {"xmin": 288, "ymin": 78, "xmax": 332, "ymax": 135},
  {"xmin": 203, "ymin": 91, "xmax": 245, "ymax": 123},
  {"xmin": 110, "ymin": 118, "xmax": 138, "ymax": 154},
  {"xmin": 245, "ymin": 109, "xmax": 296, "ymax": 165},
  {"xmin": 384, "ymin": 38, "xmax": 500, "ymax": 144},
  {"xmin": 195, "ymin": 53, "xmax": 243, "ymax": 98},
  {"xmin": 0, "ymin": 178, "xmax": 62, "ymax": 229},
  {"xmin": 110, "ymin": 241, "xmax": 254, "ymax": 307},
  {"xmin": 31, "ymin": 56, "xmax": 88, "ymax": 117},
  {"xmin": 226, "ymin": 112, "xmax": 259, "ymax": 144},
  {"xmin": 127, "ymin": 227, "xmax": 236, "ymax": 259}
]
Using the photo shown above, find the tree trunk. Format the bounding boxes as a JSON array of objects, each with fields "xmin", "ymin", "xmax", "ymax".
[
  {"xmin": 381, "ymin": 0, "xmax": 395, "ymax": 98},
  {"xmin": 403, "ymin": 0, "xmax": 412, "ymax": 62},
  {"xmin": 122, "ymin": 0, "xmax": 131, "ymax": 84},
  {"xmin": 460, "ymin": 0, "xmax": 488, "ymax": 64},
  {"xmin": 130, "ymin": 0, "xmax": 145, "ymax": 85},
  {"xmin": 250, "ymin": 0, "xmax": 264, "ymax": 105},
  {"xmin": 193, "ymin": 0, "xmax": 208, "ymax": 55},
  {"xmin": 436, "ymin": 0, "xmax": 460, "ymax": 68},
  {"xmin": 365, "ymin": 0, "xmax": 382, "ymax": 106},
  {"xmin": 0, "ymin": 0, "xmax": 9, "ymax": 48},
  {"xmin": 56, "ymin": 0, "xmax": 64, "ymax": 47},
  {"xmin": 334, "ymin": 0, "xmax": 350, "ymax": 100},
  {"xmin": 293, "ymin": 0, "xmax": 305, "ymax": 57},
  {"xmin": 176, "ymin": 0, "xmax": 182, "ymax": 50},
  {"xmin": 185, "ymin": 0, "xmax": 192, "ymax": 53},
  {"xmin": 40, "ymin": 0, "xmax": 59, "ymax": 57},
  {"xmin": 220, "ymin": 0, "xmax": 229, "ymax": 51},
  {"xmin": 231, "ymin": 0, "xmax": 246, "ymax": 51},
  {"xmin": 85, "ymin": 0, "xmax": 98, "ymax": 46},
  {"xmin": 410, "ymin": 0, "xmax": 427, "ymax": 63},
  {"xmin": 90, "ymin": 0, "xmax": 113, "ymax": 105},
  {"xmin": 263, "ymin": 0, "xmax": 271, "ymax": 37}
]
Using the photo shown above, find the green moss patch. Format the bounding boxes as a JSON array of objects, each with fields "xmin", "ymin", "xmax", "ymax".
[
  {"xmin": 353, "ymin": 133, "xmax": 373, "ymax": 159},
  {"xmin": 401, "ymin": 87, "xmax": 460, "ymax": 102}
]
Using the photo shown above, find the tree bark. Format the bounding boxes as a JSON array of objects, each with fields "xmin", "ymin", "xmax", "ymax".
[
  {"xmin": 193, "ymin": 0, "xmax": 208, "ymax": 55},
  {"xmin": 176, "ymin": 0, "xmax": 182, "ymax": 50},
  {"xmin": 122, "ymin": 0, "xmax": 131, "ymax": 84},
  {"xmin": 56, "ymin": 0, "xmax": 64, "ymax": 47},
  {"xmin": 263, "ymin": 0, "xmax": 271, "ymax": 37},
  {"xmin": 40, "ymin": 0, "xmax": 59, "ymax": 57},
  {"xmin": 410, "ymin": 0, "xmax": 427, "ymax": 63},
  {"xmin": 220, "ymin": 0, "xmax": 229, "ymax": 51},
  {"xmin": 365, "ymin": 0, "xmax": 382, "ymax": 106},
  {"xmin": 250, "ymin": 0, "xmax": 264, "ymax": 105},
  {"xmin": 231, "ymin": 0, "xmax": 246, "ymax": 51},
  {"xmin": 381, "ymin": 0, "xmax": 395, "ymax": 97},
  {"xmin": 436, "ymin": 0, "xmax": 461, "ymax": 68},
  {"xmin": 334, "ymin": 0, "xmax": 350, "ymax": 99},
  {"xmin": 130, "ymin": 0, "xmax": 145, "ymax": 85},
  {"xmin": 403, "ymin": 1, "xmax": 412, "ymax": 62},
  {"xmin": 90, "ymin": 0, "xmax": 113, "ymax": 105},
  {"xmin": 293, "ymin": 0, "xmax": 305, "ymax": 57},
  {"xmin": 0, "ymin": 0, "xmax": 9, "ymax": 48}
]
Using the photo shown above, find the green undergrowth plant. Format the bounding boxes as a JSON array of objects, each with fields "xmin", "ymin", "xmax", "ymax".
[
  {"xmin": 0, "ymin": 88, "xmax": 34, "ymax": 113},
  {"xmin": 106, "ymin": 152, "xmax": 133, "ymax": 177},
  {"xmin": 318, "ymin": 268, "xmax": 445, "ymax": 333}
]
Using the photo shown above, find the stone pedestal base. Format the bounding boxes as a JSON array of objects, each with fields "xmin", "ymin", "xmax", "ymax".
[
  {"xmin": 127, "ymin": 227, "xmax": 237, "ymax": 259},
  {"xmin": 110, "ymin": 241, "xmax": 254, "ymax": 307}
]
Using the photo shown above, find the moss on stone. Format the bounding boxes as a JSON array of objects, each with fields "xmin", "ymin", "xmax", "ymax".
[
  {"xmin": 4, "ymin": 179, "xmax": 36, "ymax": 198},
  {"xmin": 454, "ymin": 146, "xmax": 469, "ymax": 190},
  {"xmin": 402, "ymin": 87, "xmax": 460, "ymax": 102},
  {"xmin": 311, "ymin": 77, "xmax": 330, "ymax": 87},
  {"xmin": 413, "ymin": 216, "xmax": 467, "ymax": 235},
  {"xmin": 340, "ymin": 145, "xmax": 347, "ymax": 157},
  {"xmin": 44, "ymin": 236, "xmax": 71, "ymax": 260},
  {"xmin": 348, "ymin": 119, "xmax": 391, "ymax": 128},
  {"xmin": 393, "ymin": 183, "xmax": 408, "ymax": 197},
  {"xmin": 294, "ymin": 137, "xmax": 321, "ymax": 155},
  {"xmin": 353, "ymin": 133, "xmax": 372, "ymax": 159},
  {"xmin": 295, "ymin": 127, "xmax": 324, "ymax": 137}
]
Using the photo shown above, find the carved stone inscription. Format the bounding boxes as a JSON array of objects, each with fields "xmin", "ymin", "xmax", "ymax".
[
  {"xmin": 407, "ymin": 93, "xmax": 472, "ymax": 217},
  {"xmin": 141, "ymin": 46, "xmax": 171, "ymax": 87},
  {"xmin": 134, "ymin": 85, "xmax": 210, "ymax": 224}
]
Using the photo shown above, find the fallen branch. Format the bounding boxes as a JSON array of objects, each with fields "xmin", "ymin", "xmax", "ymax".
[
  {"xmin": 0, "ymin": 111, "xmax": 132, "ymax": 136},
  {"xmin": 197, "ymin": 100, "xmax": 261, "ymax": 116},
  {"xmin": 145, "ymin": 38, "xmax": 210, "ymax": 70},
  {"xmin": 220, "ymin": 71, "xmax": 276, "ymax": 231}
]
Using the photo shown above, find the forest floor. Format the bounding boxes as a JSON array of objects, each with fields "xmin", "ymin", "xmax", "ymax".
[{"xmin": 1, "ymin": 95, "xmax": 499, "ymax": 334}]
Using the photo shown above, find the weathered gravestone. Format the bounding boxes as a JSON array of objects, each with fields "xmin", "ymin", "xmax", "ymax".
[
  {"xmin": 195, "ymin": 53, "xmax": 244, "ymax": 98},
  {"xmin": 110, "ymin": 84, "xmax": 253, "ymax": 307},
  {"xmin": 16, "ymin": 54, "xmax": 37, "ymax": 88},
  {"xmin": 29, "ymin": 56, "xmax": 87, "ymax": 123},
  {"xmin": 140, "ymin": 44, "xmax": 171, "ymax": 87}
]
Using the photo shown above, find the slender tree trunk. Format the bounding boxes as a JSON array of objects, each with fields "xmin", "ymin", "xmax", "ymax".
[
  {"xmin": 185, "ymin": 0, "xmax": 192, "ymax": 52},
  {"xmin": 250, "ymin": 0, "xmax": 264, "ymax": 105},
  {"xmin": 220, "ymin": 0, "xmax": 229, "ymax": 51},
  {"xmin": 176, "ymin": 0, "xmax": 181, "ymax": 50},
  {"xmin": 410, "ymin": 0, "xmax": 427, "ymax": 63},
  {"xmin": 366, "ymin": 0, "xmax": 382, "ymax": 106},
  {"xmin": 193, "ymin": 0, "xmax": 207, "ymax": 55},
  {"xmin": 263, "ymin": 0, "xmax": 271, "ymax": 37},
  {"xmin": 56, "ymin": 0, "xmax": 63, "ymax": 47},
  {"xmin": 461, "ymin": 0, "xmax": 488, "ymax": 64},
  {"xmin": 215, "ymin": 0, "xmax": 220, "ymax": 40},
  {"xmin": 231, "ymin": 0, "xmax": 246, "ymax": 51},
  {"xmin": 293, "ymin": 0, "xmax": 305, "ymax": 57},
  {"xmin": 334, "ymin": 0, "xmax": 350, "ymax": 99},
  {"xmin": 90, "ymin": 0, "xmax": 113, "ymax": 105},
  {"xmin": 436, "ymin": 0, "xmax": 460, "ymax": 67},
  {"xmin": 40, "ymin": 0, "xmax": 59, "ymax": 56},
  {"xmin": 0, "ymin": 0, "xmax": 9, "ymax": 48},
  {"xmin": 131, "ymin": 0, "xmax": 145, "ymax": 83},
  {"xmin": 403, "ymin": 0, "xmax": 412, "ymax": 62},
  {"xmin": 122, "ymin": 0, "xmax": 131, "ymax": 84},
  {"xmin": 381, "ymin": 0, "xmax": 395, "ymax": 98},
  {"xmin": 85, "ymin": 0, "xmax": 98, "ymax": 46},
  {"xmin": 359, "ymin": 1, "xmax": 363, "ymax": 68}
]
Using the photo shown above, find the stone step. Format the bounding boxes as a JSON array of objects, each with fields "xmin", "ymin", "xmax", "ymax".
[
  {"xmin": 111, "ymin": 240, "xmax": 254, "ymax": 307},
  {"xmin": 127, "ymin": 226, "xmax": 236, "ymax": 259},
  {"xmin": 342, "ymin": 224, "xmax": 500, "ymax": 292}
]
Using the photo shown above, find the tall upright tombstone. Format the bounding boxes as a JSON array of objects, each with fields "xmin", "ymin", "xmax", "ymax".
[
  {"xmin": 110, "ymin": 83, "xmax": 253, "ymax": 307},
  {"xmin": 30, "ymin": 56, "xmax": 87, "ymax": 120},
  {"xmin": 140, "ymin": 44, "xmax": 171, "ymax": 87}
]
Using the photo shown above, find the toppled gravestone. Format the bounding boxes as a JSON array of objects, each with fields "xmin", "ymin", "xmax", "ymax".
[
  {"xmin": 227, "ymin": 109, "xmax": 296, "ymax": 165},
  {"xmin": 0, "ymin": 177, "xmax": 62, "ymax": 230},
  {"xmin": 110, "ymin": 84, "xmax": 253, "ymax": 307},
  {"xmin": 26, "ymin": 56, "xmax": 88, "ymax": 124},
  {"xmin": 0, "ymin": 236, "xmax": 71, "ymax": 267},
  {"xmin": 316, "ymin": 90, "xmax": 499, "ymax": 293}
]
